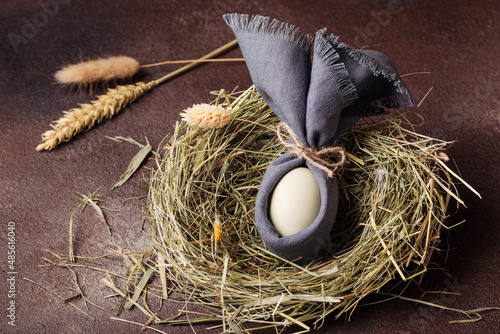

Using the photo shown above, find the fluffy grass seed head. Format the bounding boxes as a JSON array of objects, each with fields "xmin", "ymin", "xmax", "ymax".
[
  {"xmin": 54, "ymin": 56, "xmax": 140, "ymax": 86},
  {"xmin": 180, "ymin": 103, "xmax": 232, "ymax": 129}
]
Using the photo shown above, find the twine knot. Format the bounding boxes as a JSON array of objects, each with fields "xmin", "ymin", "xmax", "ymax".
[{"xmin": 276, "ymin": 122, "xmax": 346, "ymax": 178}]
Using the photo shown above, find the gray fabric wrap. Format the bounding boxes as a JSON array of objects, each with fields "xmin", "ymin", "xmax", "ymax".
[{"xmin": 224, "ymin": 13, "xmax": 415, "ymax": 262}]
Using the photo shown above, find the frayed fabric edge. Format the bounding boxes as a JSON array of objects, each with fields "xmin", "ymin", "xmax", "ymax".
[
  {"xmin": 340, "ymin": 92, "xmax": 415, "ymax": 119},
  {"xmin": 314, "ymin": 29, "xmax": 358, "ymax": 107},
  {"xmin": 223, "ymin": 14, "xmax": 413, "ymax": 107},
  {"xmin": 328, "ymin": 35, "xmax": 409, "ymax": 95},
  {"xmin": 223, "ymin": 13, "xmax": 313, "ymax": 53}
]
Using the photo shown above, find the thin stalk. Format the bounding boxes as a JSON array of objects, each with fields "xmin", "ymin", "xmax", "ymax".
[
  {"xmin": 154, "ymin": 39, "xmax": 238, "ymax": 85},
  {"xmin": 141, "ymin": 57, "xmax": 244, "ymax": 67}
]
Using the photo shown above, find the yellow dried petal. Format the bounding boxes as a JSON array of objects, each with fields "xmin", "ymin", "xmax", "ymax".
[{"xmin": 214, "ymin": 220, "xmax": 222, "ymax": 244}]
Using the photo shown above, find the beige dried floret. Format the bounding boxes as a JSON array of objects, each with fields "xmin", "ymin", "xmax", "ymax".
[{"xmin": 180, "ymin": 104, "xmax": 233, "ymax": 129}]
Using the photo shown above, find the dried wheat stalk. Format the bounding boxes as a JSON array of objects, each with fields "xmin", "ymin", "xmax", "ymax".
[{"xmin": 36, "ymin": 81, "xmax": 156, "ymax": 151}]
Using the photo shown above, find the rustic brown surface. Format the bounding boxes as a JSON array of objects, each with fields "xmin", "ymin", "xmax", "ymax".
[{"xmin": 1, "ymin": 1, "xmax": 499, "ymax": 333}]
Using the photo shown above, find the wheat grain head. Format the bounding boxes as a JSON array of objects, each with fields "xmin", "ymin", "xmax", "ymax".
[{"xmin": 36, "ymin": 81, "xmax": 156, "ymax": 151}]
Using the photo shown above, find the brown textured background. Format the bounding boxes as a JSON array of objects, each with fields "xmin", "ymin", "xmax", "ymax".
[{"xmin": 1, "ymin": 1, "xmax": 499, "ymax": 333}]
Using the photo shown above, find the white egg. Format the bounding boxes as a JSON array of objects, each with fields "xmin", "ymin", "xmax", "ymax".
[{"xmin": 269, "ymin": 167, "xmax": 321, "ymax": 237}]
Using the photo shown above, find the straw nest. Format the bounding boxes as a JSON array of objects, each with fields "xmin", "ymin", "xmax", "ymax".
[{"xmin": 146, "ymin": 86, "xmax": 464, "ymax": 332}]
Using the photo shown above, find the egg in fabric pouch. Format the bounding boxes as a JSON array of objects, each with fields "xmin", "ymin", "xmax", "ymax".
[
  {"xmin": 224, "ymin": 13, "xmax": 414, "ymax": 263},
  {"xmin": 257, "ymin": 156, "xmax": 340, "ymax": 262},
  {"xmin": 269, "ymin": 167, "xmax": 322, "ymax": 237}
]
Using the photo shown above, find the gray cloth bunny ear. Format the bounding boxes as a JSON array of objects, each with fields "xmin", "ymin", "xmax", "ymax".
[
  {"xmin": 328, "ymin": 34, "xmax": 415, "ymax": 140},
  {"xmin": 224, "ymin": 13, "xmax": 414, "ymax": 263},
  {"xmin": 223, "ymin": 14, "xmax": 313, "ymax": 144},
  {"xmin": 305, "ymin": 29, "xmax": 358, "ymax": 149}
]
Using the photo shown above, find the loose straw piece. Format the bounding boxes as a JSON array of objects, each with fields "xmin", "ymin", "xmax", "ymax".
[
  {"xmin": 370, "ymin": 212, "xmax": 407, "ymax": 281},
  {"xmin": 37, "ymin": 39, "xmax": 239, "ymax": 151},
  {"xmin": 400, "ymin": 71, "xmax": 435, "ymax": 108},
  {"xmin": 276, "ymin": 122, "xmax": 346, "ymax": 178}
]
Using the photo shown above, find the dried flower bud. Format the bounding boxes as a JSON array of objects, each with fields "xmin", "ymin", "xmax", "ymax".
[
  {"xmin": 435, "ymin": 151, "xmax": 450, "ymax": 162},
  {"xmin": 180, "ymin": 104, "xmax": 232, "ymax": 129},
  {"xmin": 213, "ymin": 219, "xmax": 222, "ymax": 244}
]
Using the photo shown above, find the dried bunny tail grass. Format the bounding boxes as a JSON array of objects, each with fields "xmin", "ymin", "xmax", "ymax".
[
  {"xmin": 54, "ymin": 56, "xmax": 140, "ymax": 85},
  {"xmin": 36, "ymin": 81, "xmax": 156, "ymax": 151},
  {"xmin": 180, "ymin": 103, "xmax": 233, "ymax": 128}
]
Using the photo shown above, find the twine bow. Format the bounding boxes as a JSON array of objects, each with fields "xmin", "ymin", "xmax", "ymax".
[{"xmin": 276, "ymin": 122, "xmax": 346, "ymax": 178}]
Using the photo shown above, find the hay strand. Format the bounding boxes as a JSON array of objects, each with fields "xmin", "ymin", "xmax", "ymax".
[
  {"xmin": 23, "ymin": 278, "xmax": 95, "ymax": 320},
  {"xmin": 68, "ymin": 188, "xmax": 110, "ymax": 261}
]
